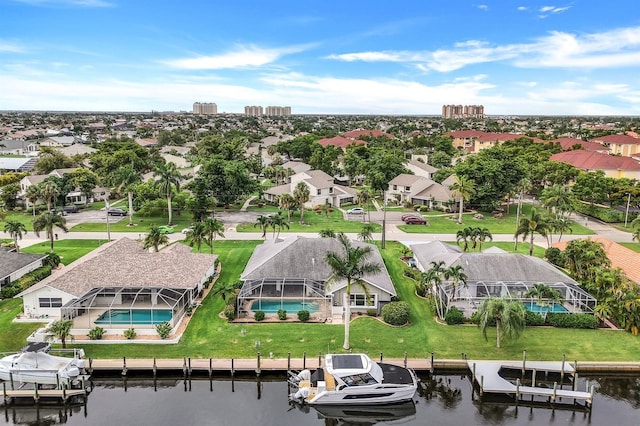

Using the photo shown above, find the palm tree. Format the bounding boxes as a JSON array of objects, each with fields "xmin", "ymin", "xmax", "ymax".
[
  {"xmin": 203, "ymin": 217, "xmax": 225, "ymax": 254},
  {"xmin": 513, "ymin": 177, "xmax": 531, "ymax": 251},
  {"xmin": 144, "ymin": 225, "xmax": 169, "ymax": 252},
  {"xmin": 278, "ymin": 193, "xmax": 296, "ymax": 222},
  {"xmin": 110, "ymin": 163, "xmax": 141, "ymax": 226},
  {"xmin": 477, "ymin": 297, "xmax": 526, "ymax": 348},
  {"xmin": 25, "ymin": 184, "xmax": 40, "ymax": 217},
  {"xmin": 456, "ymin": 228, "xmax": 473, "ymax": 251},
  {"xmin": 325, "ymin": 233, "xmax": 382, "ymax": 350},
  {"xmin": 443, "ymin": 265, "xmax": 468, "ymax": 302},
  {"xmin": 427, "ymin": 260, "xmax": 447, "ymax": 318},
  {"xmin": 319, "ymin": 228, "xmax": 336, "ymax": 238},
  {"xmin": 3, "ymin": 220, "xmax": 27, "ymax": 252},
  {"xmin": 358, "ymin": 223, "xmax": 375, "ymax": 242},
  {"xmin": 39, "ymin": 180, "xmax": 60, "ymax": 212},
  {"xmin": 185, "ymin": 221, "xmax": 208, "ymax": 253},
  {"xmin": 357, "ymin": 188, "xmax": 371, "ymax": 222},
  {"xmin": 33, "ymin": 212, "xmax": 68, "ymax": 252},
  {"xmin": 449, "ymin": 175, "xmax": 475, "ymax": 224},
  {"xmin": 153, "ymin": 162, "xmax": 183, "ymax": 225},
  {"xmin": 254, "ymin": 215, "xmax": 271, "ymax": 239},
  {"xmin": 270, "ymin": 212, "xmax": 289, "ymax": 239},
  {"xmin": 293, "ymin": 182, "xmax": 310, "ymax": 224},
  {"xmin": 633, "ymin": 228, "xmax": 640, "ymax": 243},
  {"xmin": 514, "ymin": 207, "xmax": 549, "ymax": 256},
  {"xmin": 524, "ymin": 283, "xmax": 561, "ymax": 306},
  {"xmin": 550, "ymin": 215, "xmax": 573, "ymax": 242},
  {"xmin": 540, "ymin": 184, "xmax": 575, "ymax": 217},
  {"xmin": 45, "ymin": 319, "xmax": 74, "ymax": 349},
  {"xmin": 475, "ymin": 227, "xmax": 493, "ymax": 251}
]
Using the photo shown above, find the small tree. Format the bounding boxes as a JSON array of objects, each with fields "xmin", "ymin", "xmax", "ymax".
[
  {"xmin": 3, "ymin": 220, "xmax": 27, "ymax": 252},
  {"xmin": 46, "ymin": 319, "xmax": 73, "ymax": 349},
  {"xmin": 155, "ymin": 321, "xmax": 172, "ymax": 339},
  {"xmin": 144, "ymin": 225, "xmax": 169, "ymax": 252},
  {"xmin": 477, "ymin": 297, "xmax": 526, "ymax": 348}
]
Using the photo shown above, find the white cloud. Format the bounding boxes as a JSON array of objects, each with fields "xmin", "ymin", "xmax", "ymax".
[
  {"xmin": 539, "ymin": 5, "xmax": 570, "ymax": 13},
  {"xmin": 163, "ymin": 44, "xmax": 312, "ymax": 70},
  {"xmin": 0, "ymin": 40, "xmax": 26, "ymax": 53},
  {"xmin": 476, "ymin": 4, "xmax": 489, "ymax": 11},
  {"xmin": 517, "ymin": 6, "xmax": 528, "ymax": 11}
]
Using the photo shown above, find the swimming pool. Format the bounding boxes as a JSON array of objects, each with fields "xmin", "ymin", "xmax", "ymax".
[
  {"xmin": 523, "ymin": 301, "xmax": 568, "ymax": 315},
  {"xmin": 95, "ymin": 309, "xmax": 173, "ymax": 325},
  {"xmin": 250, "ymin": 300, "xmax": 320, "ymax": 313}
]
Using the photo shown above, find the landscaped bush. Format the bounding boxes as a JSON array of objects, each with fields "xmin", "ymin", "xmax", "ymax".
[
  {"xmin": 88, "ymin": 326, "xmax": 105, "ymax": 340},
  {"xmin": 525, "ymin": 311, "xmax": 545, "ymax": 326},
  {"xmin": 574, "ymin": 202, "xmax": 631, "ymax": 223},
  {"xmin": 546, "ymin": 313, "xmax": 599, "ymax": 329},
  {"xmin": 403, "ymin": 267, "xmax": 421, "ymax": 281},
  {"xmin": 124, "ymin": 328, "xmax": 137, "ymax": 340},
  {"xmin": 444, "ymin": 307, "xmax": 465, "ymax": 325},
  {"xmin": 155, "ymin": 321, "xmax": 172, "ymax": 339},
  {"xmin": 366, "ymin": 309, "xmax": 377, "ymax": 317},
  {"xmin": 223, "ymin": 304, "xmax": 236, "ymax": 321},
  {"xmin": 277, "ymin": 309, "xmax": 287, "ymax": 320},
  {"xmin": 44, "ymin": 252, "xmax": 61, "ymax": 268},
  {"xmin": 254, "ymin": 310, "xmax": 265, "ymax": 321},
  {"xmin": 297, "ymin": 310, "xmax": 310, "ymax": 322},
  {"xmin": 0, "ymin": 265, "xmax": 52, "ymax": 299},
  {"xmin": 545, "ymin": 247, "xmax": 566, "ymax": 267},
  {"xmin": 382, "ymin": 301, "xmax": 410, "ymax": 326}
]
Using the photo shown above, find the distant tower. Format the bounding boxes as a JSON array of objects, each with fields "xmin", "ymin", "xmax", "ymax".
[
  {"xmin": 244, "ymin": 106, "xmax": 264, "ymax": 116},
  {"xmin": 193, "ymin": 102, "xmax": 217, "ymax": 115}
]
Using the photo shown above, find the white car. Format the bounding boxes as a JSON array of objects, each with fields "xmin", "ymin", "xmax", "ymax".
[
  {"xmin": 181, "ymin": 227, "xmax": 192, "ymax": 234},
  {"xmin": 347, "ymin": 207, "xmax": 364, "ymax": 215}
]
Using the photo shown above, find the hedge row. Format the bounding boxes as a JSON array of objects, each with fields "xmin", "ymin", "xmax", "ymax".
[
  {"xmin": 0, "ymin": 265, "xmax": 52, "ymax": 299},
  {"xmin": 574, "ymin": 202, "xmax": 637, "ymax": 223},
  {"xmin": 546, "ymin": 313, "xmax": 599, "ymax": 329}
]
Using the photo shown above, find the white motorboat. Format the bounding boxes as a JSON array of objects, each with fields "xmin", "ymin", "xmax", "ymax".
[
  {"xmin": 289, "ymin": 353, "xmax": 418, "ymax": 405},
  {"xmin": 0, "ymin": 351, "xmax": 86, "ymax": 385}
]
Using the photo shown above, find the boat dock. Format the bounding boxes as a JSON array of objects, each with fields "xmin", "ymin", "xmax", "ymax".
[{"xmin": 467, "ymin": 360, "xmax": 595, "ymax": 407}]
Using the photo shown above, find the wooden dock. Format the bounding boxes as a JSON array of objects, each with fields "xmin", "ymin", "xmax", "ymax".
[{"xmin": 2, "ymin": 386, "xmax": 88, "ymax": 404}]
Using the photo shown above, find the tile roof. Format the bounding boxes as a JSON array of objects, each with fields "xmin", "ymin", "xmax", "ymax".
[
  {"xmin": 553, "ymin": 238, "xmax": 640, "ymax": 284},
  {"xmin": 389, "ymin": 173, "xmax": 423, "ymax": 187},
  {"xmin": 318, "ymin": 136, "xmax": 365, "ymax": 149},
  {"xmin": 342, "ymin": 129, "xmax": 394, "ymax": 139},
  {"xmin": 550, "ymin": 150, "xmax": 640, "ymax": 171},
  {"xmin": 18, "ymin": 238, "xmax": 217, "ymax": 297},
  {"xmin": 592, "ymin": 134, "xmax": 640, "ymax": 145},
  {"xmin": 445, "ymin": 130, "xmax": 486, "ymax": 138},
  {"xmin": 551, "ymin": 138, "xmax": 605, "ymax": 152}
]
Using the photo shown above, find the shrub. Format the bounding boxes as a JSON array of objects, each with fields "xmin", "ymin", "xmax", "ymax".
[
  {"xmin": 545, "ymin": 247, "xmax": 566, "ymax": 267},
  {"xmin": 124, "ymin": 328, "xmax": 137, "ymax": 340},
  {"xmin": 546, "ymin": 313, "xmax": 599, "ymax": 329},
  {"xmin": 297, "ymin": 310, "xmax": 310, "ymax": 322},
  {"xmin": 88, "ymin": 326, "xmax": 105, "ymax": 340},
  {"xmin": 381, "ymin": 301, "xmax": 410, "ymax": 326},
  {"xmin": 444, "ymin": 307, "xmax": 465, "ymax": 325},
  {"xmin": 525, "ymin": 311, "xmax": 545, "ymax": 326},
  {"xmin": 223, "ymin": 304, "xmax": 236, "ymax": 321},
  {"xmin": 0, "ymin": 266, "xmax": 53, "ymax": 298},
  {"xmin": 185, "ymin": 305, "xmax": 194, "ymax": 316},
  {"xmin": 155, "ymin": 321, "xmax": 172, "ymax": 339},
  {"xmin": 366, "ymin": 309, "xmax": 377, "ymax": 317},
  {"xmin": 44, "ymin": 252, "xmax": 61, "ymax": 269},
  {"xmin": 254, "ymin": 310, "xmax": 265, "ymax": 321},
  {"xmin": 277, "ymin": 309, "xmax": 287, "ymax": 320}
]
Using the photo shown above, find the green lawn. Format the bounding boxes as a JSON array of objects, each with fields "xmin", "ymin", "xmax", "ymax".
[
  {"xmin": 398, "ymin": 204, "xmax": 594, "ymax": 235},
  {"xmin": 236, "ymin": 209, "xmax": 381, "ymax": 233},
  {"xmin": 21, "ymin": 239, "xmax": 105, "ymax": 265},
  {"xmin": 619, "ymin": 242, "xmax": 640, "ymax": 253},
  {"xmin": 2, "ymin": 211, "xmax": 37, "ymax": 231},
  {"xmin": 0, "ymin": 299, "xmax": 45, "ymax": 352}
]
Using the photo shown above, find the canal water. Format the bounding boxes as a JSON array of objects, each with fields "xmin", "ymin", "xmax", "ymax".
[{"xmin": 2, "ymin": 374, "xmax": 639, "ymax": 425}]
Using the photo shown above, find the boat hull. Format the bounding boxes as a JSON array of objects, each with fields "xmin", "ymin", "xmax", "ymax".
[{"xmin": 309, "ymin": 386, "xmax": 417, "ymax": 405}]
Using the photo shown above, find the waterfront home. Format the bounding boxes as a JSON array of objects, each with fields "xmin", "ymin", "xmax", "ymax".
[{"xmin": 0, "ymin": 250, "xmax": 47, "ymax": 289}]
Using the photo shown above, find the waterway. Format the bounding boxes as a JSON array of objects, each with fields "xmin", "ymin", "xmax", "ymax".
[{"xmin": 2, "ymin": 374, "xmax": 640, "ymax": 425}]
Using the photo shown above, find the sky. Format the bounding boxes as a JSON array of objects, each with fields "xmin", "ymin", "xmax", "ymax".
[{"xmin": 1, "ymin": 0, "xmax": 639, "ymax": 115}]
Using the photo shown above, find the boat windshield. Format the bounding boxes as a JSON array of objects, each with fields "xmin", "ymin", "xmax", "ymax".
[{"xmin": 340, "ymin": 373, "xmax": 378, "ymax": 386}]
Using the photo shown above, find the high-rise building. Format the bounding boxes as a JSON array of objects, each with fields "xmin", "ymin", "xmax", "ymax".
[
  {"xmin": 244, "ymin": 105, "xmax": 264, "ymax": 116},
  {"xmin": 265, "ymin": 106, "xmax": 292, "ymax": 116},
  {"xmin": 442, "ymin": 104, "xmax": 484, "ymax": 119},
  {"xmin": 193, "ymin": 102, "xmax": 217, "ymax": 115}
]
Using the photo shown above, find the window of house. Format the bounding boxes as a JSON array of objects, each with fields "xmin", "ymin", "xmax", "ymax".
[
  {"xmin": 329, "ymin": 187, "xmax": 334, "ymax": 194},
  {"xmin": 393, "ymin": 185, "xmax": 397, "ymax": 190},
  {"xmin": 350, "ymin": 293, "xmax": 376, "ymax": 307},
  {"xmin": 405, "ymin": 186, "xmax": 411, "ymax": 191},
  {"xmin": 317, "ymin": 189, "xmax": 322, "ymax": 195},
  {"xmin": 39, "ymin": 297, "xmax": 62, "ymax": 308}
]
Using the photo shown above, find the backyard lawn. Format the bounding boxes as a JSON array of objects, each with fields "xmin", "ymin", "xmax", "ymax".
[
  {"xmin": 0, "ymin": 298, "xmax": 44, "ymax": 351},
  {"xmin": 20, "ymin": 239, "xmax": 105, "ymax": 265}
]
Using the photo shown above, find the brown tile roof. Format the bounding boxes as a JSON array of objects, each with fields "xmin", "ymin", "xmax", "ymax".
[
  {"xmin": 550, "ymin": 150, "xmax": 640, "ymax": 171},
  {"xmin": 445, "ymin": 130, "xmax": 485, "ymax": 138},
  {"xmin": 19, "ymin": 238, "xmax": 217, "ymax": 297},
  {"xmin": 551, "ymin": 138, "xmax": 605, "ymax": 152},
  {"xmin": 592, "ymin": 134, "xmax": 640, "ymax": 145},
  {"xmin": 318, "ymin": 136, "xmax": 364, "ymax": 149},
  {"xmin": 553, "ymin": 238, "xmax": 640, "ymax": 284},
  {"xmin": 343, "ymin": 129, "xmax": 394, "ymax": 139}
]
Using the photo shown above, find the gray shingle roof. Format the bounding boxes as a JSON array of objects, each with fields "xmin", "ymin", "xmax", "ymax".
[
  {"xmin": 19, "ymin": 238, "xmax": 218, "ymax": 297},
  {"xmin": 242, "ymin": 236, "xmax": 396, "ymax": 296},
  {"xmin": 0, "ymin": 251, "xmax": 48, "ymax": 280}
]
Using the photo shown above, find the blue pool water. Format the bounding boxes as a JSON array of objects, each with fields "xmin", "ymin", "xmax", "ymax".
[
  {"xmin": 251, "ymin": 300, "xmax": 319, "ymax": 313},
  {"xmin": 523, "ymin": 301, "xmax": 568, "ymax": 314},
  {"xmin": 95, "ymin": 309, "xmax": 173, "ymax": 325}
]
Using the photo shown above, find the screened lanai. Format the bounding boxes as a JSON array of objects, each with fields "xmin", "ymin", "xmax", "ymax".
[
  {"xmin": 435, "ymin": 280, "xmax": 597, "ymax": 319},
  {"xmin": 237, "ymin": 278, "xmax": 332, "ymax": 319},
  {"xmin": 61, "ymin": 286, "xmax": 192, "ymax": 328}
]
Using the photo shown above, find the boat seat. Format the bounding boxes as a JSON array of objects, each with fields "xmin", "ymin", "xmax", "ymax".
[{"xmin": 324, "ymin": 370, "xmax": 336, "ymax": 390}]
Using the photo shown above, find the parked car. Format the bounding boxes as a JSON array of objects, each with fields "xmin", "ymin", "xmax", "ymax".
[
  {"xmin": 403, "ymin": 216, "xmax": 427, "ymax": 225},
  {"xmin": 107, "ymin": 208, "xmax": 128, "ymax": 216},
  {"xmin": 63, "ymin": 205, "xmax": 79, "ymax": 213},
  {"xmin": 181, "ymin": 227, "xmax": 192, "ymax": 234},
  {"xmin": 158, "ymin": 225, "xmax": 175, "ymax": 234},
  {"xmin": 347, "ymin": 207, "xmax": 364, "ymax": 215},
  {"xmin": 401, "ymin": 213, "xmax": 422, "ymax": 221}
]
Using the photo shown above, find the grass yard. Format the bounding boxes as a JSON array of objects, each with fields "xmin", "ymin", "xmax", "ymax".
[
  {"xmin": 398, "ymin": 204, "xmax": 594, "ymax": 235},
  {"xmin": 0, "ymin": 299, "xmax": 45, "ymax": 352},
  {"xmin": 619, "ymin": 242, "xmax": 640, "ymax": 253},
  {"xmin": 236, "ymin": 209, "xmax": 381, "ymax": 233},
  {"xmin": 21, "ymin": 239, "xmax": 105, "ymax": 265}
]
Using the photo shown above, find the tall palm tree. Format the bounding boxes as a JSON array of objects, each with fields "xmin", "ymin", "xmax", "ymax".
[
  {"xmin": 293, "ymin": 182, "xmax": 310, "ymax": 224},
  {"xmin": 254, "ymin": 215, "xmax": 271, "ymax": 239},
  {"xmin": 540, "ymin": 184, "xmax": 575, "ymax": 217},
  {"xmin": 278, "ymin": 193, "xmax": 296, "ymax": 222},
  {"xmin": 514, "ymin": 207, "xmax": 549, "ymax": 256},
  {"xmin": 551, "ymin": 215, "xmax": 573, "ymax": 242},
  {"xmin": 203, "ymin": 217, "xmax": 225, "ymax": 254},
  {"xmin": 39, "ymin": 181, "xmax": 60, "ymax": 212},
  {"xmin": 524, "ymin": 283, "xmax": 561, "ymax": 305},
  {"xmin": 513, "ymin": 177, "xmax": 531, "ymax": 251},
  {"xmin": 110, "ymin": 163, "xmax": 141, "ymax": 226},
  {"xmin": 449, "ymin": 175, "xmax": 475, "ymax": 224},
  {"xmin": 185, "ymin": 221, "xmax": 208, "ymax": 253},
  {"xmin": 357, "ymin": 188, "xmax": 371, "ymax": 222},
  {"xmin": 358, "ymin": 223, "xmax": 375, "ymax": 242},
  {"xmin": 25, "ymin": 184, "xmax": 40, "ymax": 217},
  {"xmin": 33, "ymin": 212, "xmax": 68, "ymax": 252},
  {"xmin": 427, "ymin": 260, "xmax": 447, "ymax": 318},
  {"xmin": 144, "ymin": 225, "xmax": 169, "ymax": 252},
  {"xmin": 325, "ymin": 233, "xmax": 382, "ymax": 350},
  {"xmin": 443, "ymin": 265, "xmax": 468, "ymax": 302},
  {"xmin": 45, "ymin": 319, "xmax": 74, "ymax": 349},
  {"xmin": 153, "ymin": 162, "xmax": 183, "ymax": 226},
  {"xmin": 270, "ymin": 212, "xmax": 289, "ymax": 239},
  {"xmin": 456, "ymin": 228, "xmax": 473, "ymax": 252},
  {"xmin": 3, "ymin": 220, "xmax": 27, "ymax": 252},
  {"xmin": 475, "ymin": 227, "xmax": 493, "ymax": 251},
  {"xmin": 633, "ymin": 228, "xmax": 640, "ymax": 243},
  {"xmin": 477, "ymin": 297, "xmax": 526, "ymax": 348}
]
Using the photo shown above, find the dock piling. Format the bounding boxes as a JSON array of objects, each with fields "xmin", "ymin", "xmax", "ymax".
[
  {"xmin": 303, "ymin": 352, "xmax": 306, "ymax": 369},
  {"xmin": 89, "ymin": 357, "xmax": 93, "ymax": 374},
  {"xmin": 122, "ymin": 357, "xmax": 127, "ymax": 376},
  {"xmin": 552, "ymin": 382, "xmax": 557, "ymax": 402},
  {"xmin": 430, "ymin": 352, "xmax": 434, "ymax": 374},
  {"xmin": 153, "ymin": 358, "xmax": 157, "ymax": 378},
  {"xmin": 256, "ymin": 352, "xmax": 261, "ymax": 377},
  {"xmin": 404, "ymin": 352, "xmax": 407, "ymax": 368},
  {"xmin": 188, "ymin": 357, "xmax": 192, "ymax": 376},
  {"xmin": 522, "ymin": 350, "xmax": 527, "ymax": 377},
  {"xmin": 561, "ymin": 354, "xmax": 566, "ymax": 384},
  {"xmin": 318, "ymin": 352, "xmax": 321, "ymax": 368},
  {"xmin": 9, "ymin": 372, "xmax": 14, "ymax": 390},
  {"xmin": 231, "ymin": 358, "xmax": 235, "ymax": 377},
  {"xmin": 472, "ymin": 362, "xmax": 476, "ymax": 383},
  {"xmin": 380, "ymin": 352, "xmax": 383, "ymax": 362},
  {"xmin": 480, "ymin": 375, "xmax": 484, "ymax": 396},
  {"xmin": 287, "ymin": 352, "xmax": 291, "ymax": 371},
  {"xmin": 34, "ymin": 383, "xmax": 39, "ymax": 403},
  {"xmin": 532, "ymin": 369, "xmax": 537, "ymax": 387},
  {"xmin": 516, "ymin": 378, "xmax": 521, "ymax": 399},
  {"xmin": 208, "ymin": 358, "xmax": 212, "ymax": 378}
]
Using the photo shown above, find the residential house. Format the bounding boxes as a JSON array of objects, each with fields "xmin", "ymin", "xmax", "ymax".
[
  {"xmin": 591, "ymin": 134, "xmax": 640, "ymax": 157},
  {"xmin": 386, "ymin": 174, "xmax": 453, "ymax": 209},
  {"xmin": 0, "ymin": 251, "xmax": 48, "ymax": 289},
  {"xmin": 38, "ymin": 136, "xmax": 77, "ymax": 148},
  {"xmin": 318, "ymin": 136, "xmax": 365, "ymax": 151},
  {"xmin": 0, "ymin": 139, "xmax": 39, "ymax": 156},
  {"xmin": 264, "ymin": 169, "xmax": 357, "ymax": 207},
  {"xmin": 549, "ymin": 150, "xmax": 640, "ymax": 179},
  {"xmin": 0, "ymin": 157, "xmax": 37, "ymax": 173},
  {"xmin": 551, "ymin": 138, "xmax": 606, "ymax": 152},
  {"xmin": 406, "ymin": 158, "xmax": 438, "ymax": 179}
]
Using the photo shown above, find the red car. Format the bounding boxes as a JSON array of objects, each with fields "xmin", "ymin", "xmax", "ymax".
[
  {"xmin": 404, "ymin": 216, "xmax": 427, "ymax": 225},
  {"xmin": 401, "ymin": 213, "xmax": 422, "ymax": 221}
]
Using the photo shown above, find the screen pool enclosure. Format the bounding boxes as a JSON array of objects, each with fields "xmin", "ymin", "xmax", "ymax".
[{"xmin": 95, "ymin": 309, "xmax": 173, "ymax": 325}]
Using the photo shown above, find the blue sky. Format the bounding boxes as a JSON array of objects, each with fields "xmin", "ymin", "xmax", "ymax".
[{"xmin": 1, "ymin": 0, "xmax": 639, "ymax": 115}]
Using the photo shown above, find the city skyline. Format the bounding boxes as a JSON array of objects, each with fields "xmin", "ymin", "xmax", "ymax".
[{"xmin": 0, "ymin": 1, "xmax": 639, "ymax": 115}]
